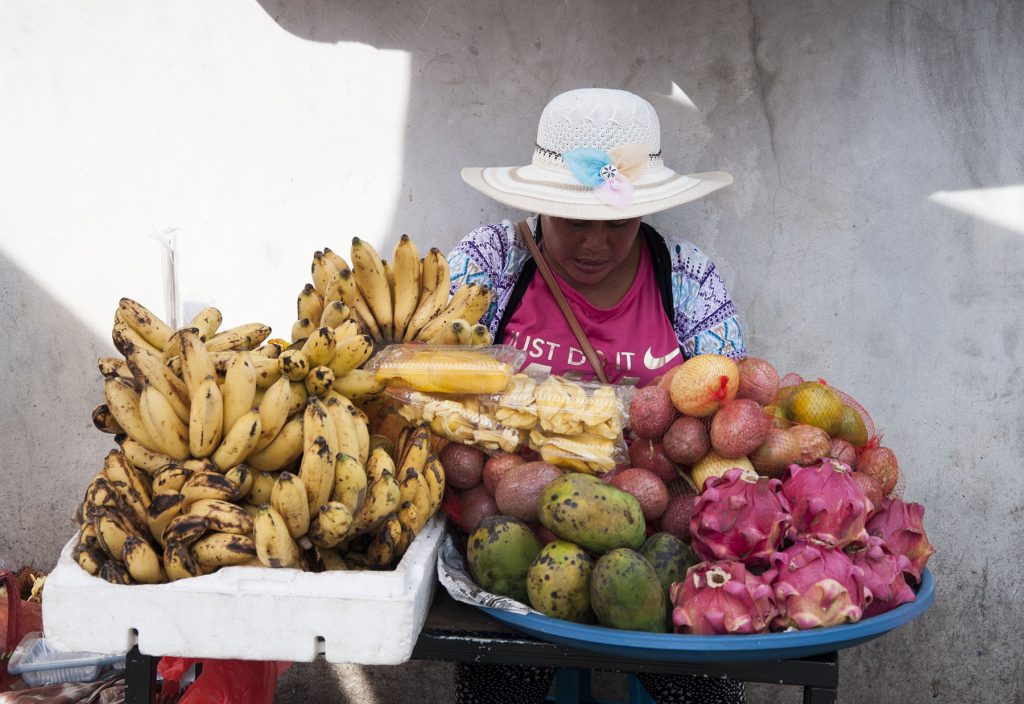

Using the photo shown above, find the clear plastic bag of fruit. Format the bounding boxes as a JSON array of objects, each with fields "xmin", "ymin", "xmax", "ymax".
[
  {"xmin": 481, "ymin": 372, "xmax": 634, "ymax": 440},
  {"xmin": 525, "ymin": 427, "xmax": 628, "ymax": 475},
  {"xmin": 367, "ymin": 344, "xmax": 524, "ymax": 394},
  {"xmin": 388, "ymin": 387, "xmax": 523, "ymax": 453}
]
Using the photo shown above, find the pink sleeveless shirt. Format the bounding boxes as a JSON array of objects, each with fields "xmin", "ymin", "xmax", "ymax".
[{"xmin": 501, "ymin": 242, "xmax": 683, "ymax": 387}]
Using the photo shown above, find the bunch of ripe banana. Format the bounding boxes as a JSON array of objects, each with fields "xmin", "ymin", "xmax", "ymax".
[
  {"xmin": 493, "ymin": 374, "xmax": 628, "ymax": 474},
  {"xmin": 290, "ymin": 237, "xmax": 494, "ymax": 350},
  {"xmin": 80, "ymin": 297, "xmax": 443, "ymax": 583}
]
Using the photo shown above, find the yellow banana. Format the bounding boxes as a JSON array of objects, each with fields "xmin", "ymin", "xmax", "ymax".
[
  {"xmin": 302, "ymin": 327, "xmax": 338, "ymax": 368},
  {"xmin": 305, "ymin": 366, "xmax": 335, "ymax": 397},
  {"xmin": 126, "ymin": 346, "xmax": 191, "ymax": 423},
  {"xmin": 332, "ymin": 369, "xmax": 385, "ymax": 400},
  {"xmin": 391, "ymin": 234, "xmax": 421, "ymax": 341},
  {"xmin": 453, "ymin": 319, "xmax": 474, "ymax": 345},
  {"xmin": 322, "ymin": 247, "xmax": 350, "ymax": 275},
  {"xmin": 226, "ymin": 464, "xmax": 254, "ymax": 498},
  {"xmin": 418, "ymin": 283, "xmax": 492, "ymax": 341},
  {"xmin": 180, "ymin": 471, "xmax": 240, "ymax": 507},
  {"xmin": 206, "ymin": 323, "xmax": 272, "ymax": 353},
  {"xmin": 351, "ymin": 237, "xmax": 393, "ymax": 341},
  {"xmin": 278, "ymin": 348, "xmax": 310, "ymax": 381},
  {"xmin": 222, "ymin": 351, "xmax": 257, "ymax": 431},
  {"xmin": 182, "ymin": 457, "xmax": 218, "ymax": 473},
  {"xmin": 163, "ymin": 540, "xmax": 204, "ymax": 580},
  {"xmin": 187, "ymin": 499, "xmax": 254, "ymax": 536},
  {"xmin": 99, "ymin": 560, "xmax": 134, "ymax": 585},
  {"xmin": 331, "ymin": 453, "xmax": 367, "ymax": 514},
  {"xmin": 191, "ymin": 532, "xmax": 258, "ymax": 569},
  {"xmin": 246, "ymin": 415, "xmax": 304, "ymax": 471},
  {"xmin": 253, "ymin": 505, "xmax": 301, "ymax": 568},
  {"xmin": 82, "ymin": 475, "xmax": 119, "ymax": 522},
  {"xmin": 336, "ymin": 267, "xmax": 384, "ymax": 344},
  {"xmin": 320, "ymin": 301, "xmax": 351, "ymax": 329},
  {"xmin": 271, "ymin": 471, "xmax": 310, "ymax": 539},
  {"xmin": 251, "ymin": 353, "xmax": 283, "ymax": 389},
  {"xmin": 246, "ymin": 469, "xmax": 275, "ymax": 506},
  {"xmin": 103, "ymin": 450, "xmax": 152, "ymax": 505},
  {"xmin": 423, "ymin": 452, "xmax": 446, "ymax": 517},
  {"xmin": 287, "ymin": 381, "xmax": 309, "ymax": 415},
  {"xmin": 178, "ymin": 328, "xmax": 216, "ymax": 398},
  {"xmin": 122, "ymin": 534, "xmax": 166, "ymax": 583},
  {"xmin": 112, "ymin": 314, "xmax": 163, "ymax": 359},
  {"xmin": 146, "ymin": 492, "xmax": 186, "ymax": 546},
  {"xmin": 312, "ymin": 251, "xmax": 341, "ymax": 298},
  {"xmin": 189, "ymin": 376, "xmax": 224, "ymax": 458},
  {"xmin": 98, "ymin": 356, "xmax": 133, "ymax": 380},
  {"xmin": 308, "ymin": 501, "xmax": 353, "ymax": 549},
  {"xmin": 332, "ymin": 319, "xmax": 361, "ymax": 344},
  {"xmin": 298, "ymin": 283, "xmax": 325, "ymax": 325},
  {"xmin": 93, "ymin": 404, "xmax": 123, "ymax": 434},
  {"xmin": 352, "ymin": 408, "xmax": 370, "ymax": 465},
  {"xmin": 253, "ymin": 376, "xmax": 292, "ymax": 452},
  {"xmin": 366, "ymin": 445, "xmax": 396, "ymax": 484},
  {"xmin": 92, "ymin": 506, "xmax": 137, "ymax": 561},
  {"xmin": 117, "ymin": 298, "xmax": 174, "ymax": 351},
  {"xmin": 118, "ymin": 438, "xmax": 174, "ymax": 475},
  {"xmin": 189, "ymin": 306, "xmax": 223, "ymax": 341},
  {"xmin": 405, "ymin": 248, "xmax": 450, "ymax": 341},
  {"xmin": 211, "ymin": 410, "xmax": 262, "ymax": 471},
  {"xmin": 350, "ymin": 470, "xmax": 400, "ymax": 535},
  {"xmin": 152, "ymin": 465, "xmax": 193, "ymax": 495},
  {"xmin": 74, "ymin": 542, "xmax": 106, "ymax": 576},
  {"xmin": 426, "ymin": 321, "xmax": 460, "ymax": 345},
  {"xmin": 257, "ymin": 340, "xmax": 285, "ymax": 359},
  {"xmin": 328, "ymin": 333, "xmax": 373, "ymax": 378},
  {"xmin": 139, "ymin": 385, "xmax": 190, "ymax": 460},
  {"xmin": 299, "ymin": 436, "xmax": 335, "ymax": 515},
  {"xmin": 397, "ymin": 423, "xmax": 430, "ymax": 482},
  {"xmin": 367, "ymin": 513, "xmax": 402, "ymax": 568},
  {"xmin": 470, "ymin": 324, "xmax": 493, "ymax": 346},
  {"xmin": 323, "ymin": 392, "xmax": 361, "ymax": 462},
  {"xmin": 105, "ymin": 377, "xmax": 160, "ymax": 451},
  {"xmin": 304, "ymin": 398, "xmax": 338, "ymax": 455},
  {"xmin": 291, "ymin": 317, "xmax": 316, "ymax": 343},
  {"xmin": 397, "ymin": 499, "xmax": 419, "ymax": 536}
]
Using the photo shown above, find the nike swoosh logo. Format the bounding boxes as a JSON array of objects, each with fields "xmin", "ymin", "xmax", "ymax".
[{"xmin": 644, "ymin": 347, "xmax": 681, "ymax": 370}]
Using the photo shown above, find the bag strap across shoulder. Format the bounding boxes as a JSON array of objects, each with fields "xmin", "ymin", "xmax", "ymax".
[{"xmin": 516, "ymin": 220, "xmax": 609, "ymax": 384}]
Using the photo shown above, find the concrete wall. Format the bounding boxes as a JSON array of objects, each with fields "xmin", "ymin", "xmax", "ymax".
[{"xmin": 2, "ymin": 1, "xmax": 1021, "ymax": 702}]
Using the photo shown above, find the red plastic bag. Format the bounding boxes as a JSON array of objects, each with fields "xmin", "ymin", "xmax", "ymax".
[
  {"xmin": 1, "ymin": 570, "xmax": 44, "ymax": 693},
  {"xmin": 158, "ymin": 657, "xmax": 290, "ymax": 704}
]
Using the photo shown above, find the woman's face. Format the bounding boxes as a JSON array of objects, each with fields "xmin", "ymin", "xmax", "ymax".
[{"xmin": 540, "ymin": 216, "xmax": 643, "ymax": 288}]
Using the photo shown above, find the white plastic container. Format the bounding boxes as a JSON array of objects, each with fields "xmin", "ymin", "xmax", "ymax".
[
  {"xmin": 43, "ymin": 517, "xmax": 445, "ymax": 665},
  {"xmin": 7, "ymin": 632, "xmax": 124, "ymax": 686}
]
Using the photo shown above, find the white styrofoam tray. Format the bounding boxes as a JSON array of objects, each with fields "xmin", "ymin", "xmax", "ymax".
[{"xmin": 43, "ymin": 517, "xmax": 445, "ymax": 665}]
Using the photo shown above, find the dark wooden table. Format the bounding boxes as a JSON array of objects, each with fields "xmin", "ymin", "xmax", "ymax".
[{"xmin": 125, "ymin": 588, "xmax": 839, "ymax": 704}]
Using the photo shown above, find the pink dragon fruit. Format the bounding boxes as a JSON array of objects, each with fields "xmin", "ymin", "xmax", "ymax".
[
  {"xmin": 865, "ymin": 497, "xmax": 935, "ymax": 582},
  {"xmin": 770, "ymin": 541, "xmax": 869, "ymax": 629},
  {"xmin": 670, "ymin": 561, "xmax": 778, "ymax": 635},
  {"xmin": 849, "ymin": 536, "xmax": 917, "ymax": 617},
  {"xmin": 781, "ymin": 459, "xmax": 871, "ymax": 549},
  {"xmin": 689, "ymin": 467, "xmax": 792, "ymax": 566}
]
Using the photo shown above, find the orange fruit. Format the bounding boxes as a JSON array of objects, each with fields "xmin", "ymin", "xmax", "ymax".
[
  {"xmin": 669, "ymin": 354, "xmax": 739, "ymax": 417},
  {"xmin": 784, "ymin": 382, "xmax": 842, "ymax": 435}
]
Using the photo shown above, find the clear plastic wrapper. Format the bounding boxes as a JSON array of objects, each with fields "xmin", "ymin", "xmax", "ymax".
[
  {"xmin": 527, "ymin": 428, "xmax": 627, "ymax": 474},
  {"xmin": 390, "ymin": 388, "xmax": 523, "ymax": 453},
  {"xmin": 485, "ymin": 373, "xmax": 634, "ymax": 440},
  {"xmin": 367, "ymin": 344, "xmax": 524, "ymax": 395}
]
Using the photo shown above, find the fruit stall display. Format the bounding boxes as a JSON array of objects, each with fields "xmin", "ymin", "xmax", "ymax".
[
  {"xmin": 435, "ymin": 353, "xmax": 934, "ymax": 636},
  {"xmin": 61, "ymin": 232, "xmax": 933, "ymax": 645},
  {"xmin": 74, "ymin": 235, "xmax": 494, "ymax": 584}
]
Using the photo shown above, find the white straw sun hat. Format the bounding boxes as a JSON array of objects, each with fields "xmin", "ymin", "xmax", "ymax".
[{"xmin": 461, "ymin": 88, "xmax": 733, "ymax": 220}]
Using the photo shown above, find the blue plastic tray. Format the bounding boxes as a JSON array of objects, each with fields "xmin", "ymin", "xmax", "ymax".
[{"xmin": 477, "ymin": 568, "xmax": 934, "ymax": 663}]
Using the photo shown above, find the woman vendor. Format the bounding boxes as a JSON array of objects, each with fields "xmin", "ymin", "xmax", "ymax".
[{"xmin": 446, "ymin": 88, "xmax": 747, "ymax": 704}]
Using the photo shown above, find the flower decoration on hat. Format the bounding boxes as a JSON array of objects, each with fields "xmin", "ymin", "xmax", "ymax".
[{"xmin": 561, "ymin": 142, "xmax": 649, "ymax": 209}]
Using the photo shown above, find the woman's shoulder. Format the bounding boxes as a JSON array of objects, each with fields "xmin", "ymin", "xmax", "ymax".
[{"xmin": 658, "ymin": 233, "xmax": 718, "ymax": 283}]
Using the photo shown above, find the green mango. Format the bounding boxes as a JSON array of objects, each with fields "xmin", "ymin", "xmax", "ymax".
[
  {"xmin": 590, "ymin": 548, "xmax": 667, "ymax": 633},
  {"xmin": 537, "ymin": 473, "xmax": 645, "ymax": 555},
  {"xmin": 467, "ymin": 516, "xmax": 541, "ymax": 602},
  {"xmin": 527, "ymin": 540, "xmax": 595, "ymax": 623}
]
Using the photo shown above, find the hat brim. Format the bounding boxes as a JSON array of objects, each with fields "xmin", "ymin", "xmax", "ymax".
[{"xmin": 461, "ymin": 164, "xmax": 733, "ymax": 220}]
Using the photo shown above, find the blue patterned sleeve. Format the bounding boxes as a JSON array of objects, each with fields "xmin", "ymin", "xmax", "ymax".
[
  {"xmin": 447, "ymin": 224, "xmax": 512, "ymax": 329},
  {"xmin": 668, "ymin": 240, "xmax": 746, "ymax": 360}
]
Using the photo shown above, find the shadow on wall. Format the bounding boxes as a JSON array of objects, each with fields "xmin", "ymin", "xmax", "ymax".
[
  {"xmin": 251, "ymin": 0, "xmax": 732, "ymax": 254},
  {"xmin": 0, "ymin": 251, "xmax": 114, "ymax": 569}
]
